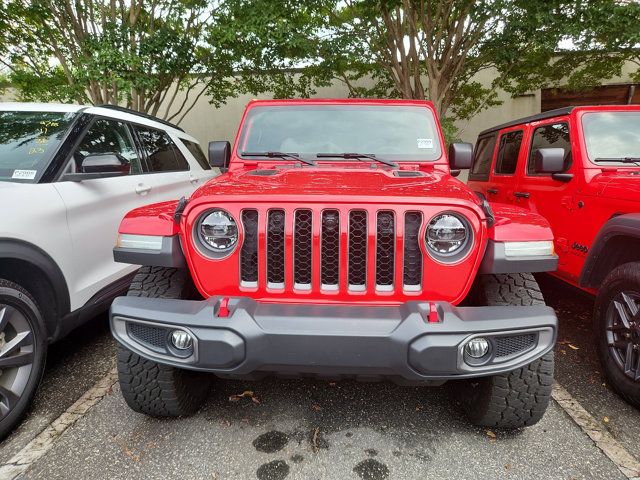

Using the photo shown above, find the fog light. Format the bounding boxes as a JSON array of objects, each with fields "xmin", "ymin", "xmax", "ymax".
[
  {"xmin": 465, "ymin": 337, "xmax": 490, "ymax": 358},
  {"xmin": 170, "ymin": 330, "xmax": 193, "ymax": 350}
]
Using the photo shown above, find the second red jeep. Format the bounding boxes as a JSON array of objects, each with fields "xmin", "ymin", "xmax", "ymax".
[
  {"xmin": 468, "ymin": 105, "xmax": 640, "ymax": 407},
  {"xmin": 110, "ymin": 99, "xmax": 559, "ymax": 429}
]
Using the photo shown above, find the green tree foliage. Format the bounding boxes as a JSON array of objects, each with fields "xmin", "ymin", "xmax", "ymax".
[{"xmin": 0, "ymin": 0, "xmax": 236, "ymax": 122}]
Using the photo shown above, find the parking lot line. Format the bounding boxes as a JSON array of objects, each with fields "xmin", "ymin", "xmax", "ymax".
[
  {"xmin": 0, "ymin": 367, "xmax": 118, "ymax": 480},
  {"xmin": 552, "ymin": 383, "xmax": 640, "ymax": 479}
]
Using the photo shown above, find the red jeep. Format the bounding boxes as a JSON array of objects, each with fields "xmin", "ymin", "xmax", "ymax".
[
  {"xmin": 467, "ymin": 105, "xmax": 640, "ymax": 407},
  {"xmin": 110, "ymin": 99, "xmax": 559, "ymax": 429}
]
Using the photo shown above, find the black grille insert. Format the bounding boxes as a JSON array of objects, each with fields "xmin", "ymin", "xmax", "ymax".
[
  {"xmin": 294, "ymin": 209, "xmax": 313, "ymax": 288},
  {"xmin": 348, "ymin": 210, "xmax": 368, "ymax": 289},
  {"xmin": 267, "ymin": 210, "xmax": 286, "ymax": 287},
  {"xmin": 321, "ymin": 210, "xmax": 340, "ymax": 288},
  {"xmin": 240, "ymin": 209, "xmax": 259, "ymax": 285},
  {"xmin": 494, "ymin": 334, "xmax": 537, "ymax": 358},
  {"xmin": 128, "ymin": 323, "xmax": 168, "ymax": 351},
  {"xmin": 403, "ymin": 212, "xmax": 423, "ymax": 289},
  {"xmin": 376, "ymin": 211, "xmax": 395, "ymax": 289}
]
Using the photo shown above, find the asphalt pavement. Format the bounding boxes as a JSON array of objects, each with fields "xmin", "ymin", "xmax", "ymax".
[{"xmin": 0, "ymin": 275, "xmax": 638, "ymax": 480}]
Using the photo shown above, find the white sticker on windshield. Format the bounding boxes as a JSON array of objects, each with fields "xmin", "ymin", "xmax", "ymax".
[
  {"xmin": 417, "ymin": 138, "xmax": 433, "ymax": 149},
  {"xmin": 12, "ymin": 169, "xmax": 37, "ymax": 180}
]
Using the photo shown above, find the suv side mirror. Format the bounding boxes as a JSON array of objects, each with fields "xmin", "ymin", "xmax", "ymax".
[
  {"xmin": 534, "ymin": 148, "xmax": 565, "ymax": 174},
  {"xmin": 81, "ymin": 153, "xmax": 130, "ymax": 174},
  {"xmin": 62, "ymin": 152, "xmax": 131, "ymax": 181},
  {"xmin": 448, "ymin": 142, "xmax": 473, "ymax": 171},
  {"xmin": 208, "ymin": 141, "xmax": 230, "ymax": 170}
]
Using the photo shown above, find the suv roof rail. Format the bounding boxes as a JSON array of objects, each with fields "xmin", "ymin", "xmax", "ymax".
[
  {"xmin": 478, "ymin": 106, "xmax": 575, "ymax": 137},
  {"xmin": 94, "ymin": 104, "xmax": 185, "ymax": 132}
]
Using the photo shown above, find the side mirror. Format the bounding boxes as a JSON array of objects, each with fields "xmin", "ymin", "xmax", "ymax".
[
  {"xmin": 534, "ymin": 148, "xmax": 565, "ymax": 174},
  {"xmin": 448, "ymin": 142, "xmax": 473, "ymax": 170},
  {"xmin": 208, "ymin": 141, "xmax": 230, "ymax": 170},
  {"xmin": 80, "ymin": 153, "xmax": 130, "ymax": 174}
]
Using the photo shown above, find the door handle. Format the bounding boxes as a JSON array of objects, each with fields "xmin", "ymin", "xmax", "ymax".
[
  {"xmin": 189, "ymin": 175, "xmax": 199, "ymax": 185},
  {"xmin": 514, "ymin": 191, "xmax": 530, "ymax": 199},
  {"xmin": 487, "ymin": 188, "xmax": 499, "ymax": 195},
  {"xmin": 135, "ymin": 183, "xmax": 151, "ymax": 195}
]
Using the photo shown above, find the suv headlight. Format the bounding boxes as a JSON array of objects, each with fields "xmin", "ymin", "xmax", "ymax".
[
  {"xmin": 425, "ymin": 212, "xmax": 471, "ymax": 261},
  {"xmin": 198, "ymin": 209, "xmax": 238, "ymax": 254}
]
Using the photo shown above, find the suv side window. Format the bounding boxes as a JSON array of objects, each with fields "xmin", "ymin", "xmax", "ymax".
[
  {"xmin": 494, "ymin": 130, "xmax": 523, "ymax": 175},
  {"xmin": 469, "ymin": 134, "xmax": 497, "ymax": 180},
  {"xmin": 180, "ymin": 139, "xmax": 211, "ymax": 170},
  {"xmin": 527, "ymin": 123, "xmax": 571, "ymax": 175},
  {"xmin": 135, "ymin": 126, "xmax": 189, "ymax": 172},
  {"xmin": 73, "ymin": 119, "xmax": 142, "ymax": 174}
]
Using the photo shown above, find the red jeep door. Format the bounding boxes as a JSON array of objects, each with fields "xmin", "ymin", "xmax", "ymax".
[
  {"xmin": 486, "ymin": 127, "xmax": 526, "ymax": 204},
  {"xmin": 512, "ymin": 119, "xmax": 577, "ymax": 274}
]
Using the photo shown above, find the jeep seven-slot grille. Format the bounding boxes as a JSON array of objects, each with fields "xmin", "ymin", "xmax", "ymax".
[{"xmin": 239, "ymin": 208, "xmax": 425, "ymax": 293}]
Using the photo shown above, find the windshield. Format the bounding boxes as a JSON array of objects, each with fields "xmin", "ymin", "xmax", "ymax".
[
  {"xmin": 237, "ymin": 105, "xmax": 442, "ymax": 162},
  {"xmin": 0, "ymin": 111, "xmax": 77, "ymax": 182},
  {"xmin": 582, "ymin": 111, "xmax": 640, "ymax": 165}
]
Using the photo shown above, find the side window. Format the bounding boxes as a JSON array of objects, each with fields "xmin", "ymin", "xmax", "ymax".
[
  {"xmin": 73, "ymin": 119, "xmax": 142, "ymax": 174},
  {"xmin": 469, "ymin": 134, "xmax": 497, "ymax": 180},
  {"xmin": 527, "ymin": 123, "xmax": 571, "ymax": 175},
  {"xmin": 494, "ymin": 130, "xmax": 523, "ymax": 175},
  {"xmin": 180, "ymin": 139, "xmax": 211, "ymax": 170},
  {"xmin": 135, "ymin": 127, "xmax": 188, "ymax": 172}
]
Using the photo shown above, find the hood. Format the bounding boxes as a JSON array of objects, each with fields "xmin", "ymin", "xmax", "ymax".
[
  {"xmin": 592, "ymin": 170, "xmax": 640, "ymax": 204},
  {"xmin": 189, "ymin": 166, "xmax": 481, "ymax": 208}
]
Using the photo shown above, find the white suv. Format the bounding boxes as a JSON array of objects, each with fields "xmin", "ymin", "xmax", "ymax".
[{"xmin": 0, "ymin": 103, "xmax": 215, "ymax": 437}]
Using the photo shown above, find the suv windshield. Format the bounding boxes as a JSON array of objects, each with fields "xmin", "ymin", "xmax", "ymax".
[
  {"xmin": 0, "ymin": 110, "xmax": 77, "ymax": 183},
  {"xmin": 237, "ymin": 105, "xmax": 442, "ymax": 162},
  {"xmin": 582, "ymin": 111, "xmax": 640, "ymax": 165}
]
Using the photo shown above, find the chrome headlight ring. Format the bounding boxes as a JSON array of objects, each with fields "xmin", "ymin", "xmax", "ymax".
[
  {"xmin": 425, "ymin": 212, "xmax": 473, "ymax": 263},
  {"xmin": 195, "ymin": 209, "xmax": 239, "ymax": 258}
]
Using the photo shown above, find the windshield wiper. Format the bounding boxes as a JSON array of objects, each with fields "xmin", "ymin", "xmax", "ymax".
[
  {"xmin": 316, "ymin": 152, "xmax": 398, "ymax": 168},
  {"xmin": 241, "ymin": 151, "xmax": 316, "ymax": 166},
  {"xmin": 594, "ymin": 157, "xmax": 640, "ymax": 166}
]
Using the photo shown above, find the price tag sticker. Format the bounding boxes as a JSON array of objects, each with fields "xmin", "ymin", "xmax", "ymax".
[
  {"xmin": 417, "ymin": 138, "xmax": 433, "ymax": 149},
  {"xmin": 12, "ymin": 169, "xmax": 37, "ymax": 180}
]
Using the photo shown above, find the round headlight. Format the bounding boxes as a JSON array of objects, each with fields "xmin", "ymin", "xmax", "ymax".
[
  {"xmin": 426, "ymin": 213, "xmax": 469, "ymax": 257},
  {"xmin": 198, "ymin": 209, "xmax": 238, "ymax": 254}
]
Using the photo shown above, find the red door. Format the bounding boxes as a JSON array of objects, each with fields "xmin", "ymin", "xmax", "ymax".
[
  {"xmin": 484, "ymin": 127, "xmax": 526, "ymax": 204},
  {"xmin": 511, "ymin": 118, "xmax": 579, "ymax": 279}
]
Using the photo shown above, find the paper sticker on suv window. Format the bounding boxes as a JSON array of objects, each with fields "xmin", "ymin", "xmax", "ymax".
[
  {"xmin": 417, "ymin": 138, "xmax": 433, "ymax": 149},
  {"xmin": 12, "ymin": 169, "xmax": 37, "ymax": 180}
]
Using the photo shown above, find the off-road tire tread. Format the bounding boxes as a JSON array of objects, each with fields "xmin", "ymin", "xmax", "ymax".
[
  {"xmin": 594, "ymin": 262, "xmax": 640, "ymax": 408},
  {"xmin": 459, "ymin": 273, "xmax": 552, "ymax": 429},
  {"xmin": 117, "ymin": 266, "xmax": 210, "ymax": 417}
]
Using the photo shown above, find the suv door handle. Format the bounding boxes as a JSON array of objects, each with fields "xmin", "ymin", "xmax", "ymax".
[
  {"xmin": 135, "ymin": 183, "xmax": 151, "ymax": 195},
  {"xmin": 189, "ymin": 175, "xmax": 199, "ymax": 185},
  {"xmin": 514, "ymin": 191, "xmax": 530, "ymax": 199},
  {"xmin": 487, "ymin": 188, "xmax": 499, "ymax": 195}
]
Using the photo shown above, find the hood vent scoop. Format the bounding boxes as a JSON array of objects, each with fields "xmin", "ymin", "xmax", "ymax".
[
  {"xmin": 394, "ymin": 171, "xmax": 423, "ymax": 178},
  {"xmin": 248, "ymin": 170, "xmax": 279, "ymax": 176}
]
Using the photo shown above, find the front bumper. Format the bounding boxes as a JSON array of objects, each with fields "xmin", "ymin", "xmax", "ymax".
[{"xmin": 110, "ymin": 297, "xmax": 557, "ymax": 383}]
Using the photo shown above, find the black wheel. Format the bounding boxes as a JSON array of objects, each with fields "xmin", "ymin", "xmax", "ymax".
[
  {"xmin": 0, "ymin": 279, "xmax": 47, "ymax": 439},
  {"xmin": 117, "ymin": 266, "xmax": 212, "ymax": 416},
  {"xmin": 455, "ymin": 273, "xmax": 554, "ymax": 429},
  {"xmin": 595, "ymin": 262, "xmax": 640, "ymax": 408}
]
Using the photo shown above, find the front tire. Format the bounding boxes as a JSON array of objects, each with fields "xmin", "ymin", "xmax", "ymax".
[
  {"xmin": 0, "ymin": 279, "xmax": 47, "ymax": 440},
  {"xmin": 456, "ymin": 273, "xmax": 554, "ymax": 429},
  {"xmin": 117, "ymin": 266, "xmax": 212, "ymax": 416},
  {"xmin": 594, "ymin": 262, "xmax": 640, "ymax": 408}
]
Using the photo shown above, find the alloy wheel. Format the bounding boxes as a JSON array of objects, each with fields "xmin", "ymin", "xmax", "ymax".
[
  {"xmin": 0, "ymin": 304, "xmax": 35, "ymax": 419},
  {"xmin": 606, "ymin": 292, "xmax": 640, "ymax": 381}
]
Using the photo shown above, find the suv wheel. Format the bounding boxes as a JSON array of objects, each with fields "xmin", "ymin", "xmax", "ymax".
[
  {"xmin": 455, "ymin": 273, "xmax": 554, "ymax": 429},
  {"xmin": 0, "ymin": 279, "xmax": 47, "ymax": 439},
  {"xmin": 595, "ymin": 262, "xmax": 640, "ymax": 408},
  {"xmin": 117, "ymin": 266, "xmax": 212, "ymax": 416}
]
